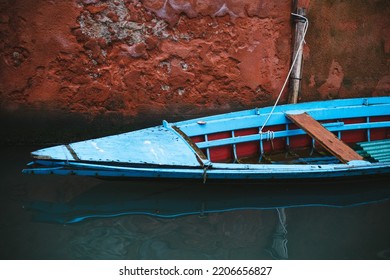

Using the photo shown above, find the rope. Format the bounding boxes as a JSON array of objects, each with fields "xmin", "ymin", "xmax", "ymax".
[
  {"xmin": 260, "ymin": 130, "xmax": 275, "ymax": 142},
  {"xmin": 259, "ymin": 13, "xmax": 309, "ymax": 134}
]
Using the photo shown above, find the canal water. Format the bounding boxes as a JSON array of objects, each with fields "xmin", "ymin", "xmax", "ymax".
[{"xmin": 1, "ymin": 146, "xmax": 390, "ymax": 260}]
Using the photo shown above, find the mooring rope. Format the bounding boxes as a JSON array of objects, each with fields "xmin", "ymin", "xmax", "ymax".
[{"xmin": 259, "ymin": 13, "xmax": 309, "ymax": 135}]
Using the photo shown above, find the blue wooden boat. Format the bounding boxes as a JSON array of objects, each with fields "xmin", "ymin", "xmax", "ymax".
[{"xmin": 23, "ymin": 97, "xmax": 390, "ymax": 182}]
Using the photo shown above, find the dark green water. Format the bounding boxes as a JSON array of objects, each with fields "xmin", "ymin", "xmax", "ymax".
[{"xmin": 1, "ymin": 146, "xmax": 390, "ymax": 260}]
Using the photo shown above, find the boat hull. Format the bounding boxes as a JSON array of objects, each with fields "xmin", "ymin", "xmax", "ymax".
[
  {"xmin": 24, "ymin": 158, "xmax": 390, "ymax": 182},
  {"xmin": 23, "ymin": 97, "xmax": 390, "ymax": 183}
]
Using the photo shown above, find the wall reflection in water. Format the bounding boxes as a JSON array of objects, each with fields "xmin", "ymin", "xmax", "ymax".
[{"xmin": 1, "ymin": 147, "xmax": 390, "ymax": 259}]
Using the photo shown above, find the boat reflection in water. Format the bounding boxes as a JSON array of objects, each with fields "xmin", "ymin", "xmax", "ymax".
[
  {"xmin": 269, "ymin": 208, "xmax": 288, "ymax": 259},
  {"xmin": 23, "ymin": 177, "xmax": 390, "ymax": 259},
  {"xmin": 24, "ymin": 178, "xmax": 390, "ymax": 224}
]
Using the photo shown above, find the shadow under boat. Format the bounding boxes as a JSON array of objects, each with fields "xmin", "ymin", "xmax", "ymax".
[{"xmin": 23, "ymin": 176, "xmax": 390, "ymax": 224}]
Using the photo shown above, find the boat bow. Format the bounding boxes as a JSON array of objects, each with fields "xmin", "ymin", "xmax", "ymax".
[{"xmin": 30, "ymin": 124, "xmax": 207, "ymax": 168}]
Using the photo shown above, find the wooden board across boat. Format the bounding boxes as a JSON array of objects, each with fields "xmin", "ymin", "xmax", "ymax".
[{"xmin": 286, "ymin": 112, "xmax": 363, "ymax": 163}]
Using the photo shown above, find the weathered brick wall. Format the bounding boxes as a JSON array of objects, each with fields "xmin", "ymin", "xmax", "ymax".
[{"xmin": 0, "ymin": 0, "xmax": 389, "ymax": 143}]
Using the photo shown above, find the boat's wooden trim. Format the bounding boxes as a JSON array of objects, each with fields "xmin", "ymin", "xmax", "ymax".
[
  {"xmin": 286, "ymin": 112, "xmax": 363, "ymax": 163},
  {"xmin": 171, "ymin": 125, "xmax": 208, "ymax": 161},
  {"xmin": 65, "ymin": 144, "xmax": 81, "ymax": 161}
]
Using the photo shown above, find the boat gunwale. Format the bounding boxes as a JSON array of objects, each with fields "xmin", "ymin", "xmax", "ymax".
[
  {"xmin": 176, "ymin": 97, "xmax": 390, "ymax": 127},
  {"xmin": 177, "ymin": 103, "xmax": 390, "ymax": 137}
]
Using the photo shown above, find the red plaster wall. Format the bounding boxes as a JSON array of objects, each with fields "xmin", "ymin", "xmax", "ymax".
[
  {"xmin": 301, "ymin": 0, "xmax": 390, "ymax": 101},
  {"xmin": 0, "ymin": 0, "xmax": 389, "ymax": 142}
]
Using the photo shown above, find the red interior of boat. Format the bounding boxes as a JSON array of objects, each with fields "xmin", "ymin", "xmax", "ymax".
[{"xmin": 191, "ymin": 116, "xmax": 390, "ymax": 163}]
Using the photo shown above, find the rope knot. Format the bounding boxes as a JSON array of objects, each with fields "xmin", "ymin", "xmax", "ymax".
[{"xmin": 259, "ymin": 130, "xmax": 275, "ymax": 141}]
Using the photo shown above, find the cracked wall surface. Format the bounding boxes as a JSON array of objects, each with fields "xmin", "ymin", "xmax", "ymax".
[{"xmin": 0, "ymin": 0, "xmax": 389, "ymax": 143}]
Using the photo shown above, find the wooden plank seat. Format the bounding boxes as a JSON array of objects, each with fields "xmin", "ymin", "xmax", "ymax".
[{"xmin": 286, "ymin": 112, "xmax": 363, "ymax": 163}]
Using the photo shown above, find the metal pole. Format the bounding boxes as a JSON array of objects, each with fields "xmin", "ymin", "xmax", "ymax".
[{"xmin": 288, "ymin": 7, "xmax": 306, "ymax": 104}]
